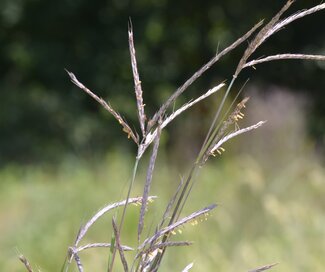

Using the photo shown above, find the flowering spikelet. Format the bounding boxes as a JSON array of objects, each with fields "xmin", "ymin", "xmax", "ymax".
[{"xmin": 202, "ymin": 97, "xmax": 249, "ymax": 163}]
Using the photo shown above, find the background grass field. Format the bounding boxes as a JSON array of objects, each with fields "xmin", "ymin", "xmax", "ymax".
[{"xmin": 1, "ymin": 89, "xmax": 325, "ymax": 271}]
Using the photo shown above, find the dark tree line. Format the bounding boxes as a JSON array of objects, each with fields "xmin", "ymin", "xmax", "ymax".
[{"xmin": 0, "ymin": 0, "xmax": 324, "ymax": 164}]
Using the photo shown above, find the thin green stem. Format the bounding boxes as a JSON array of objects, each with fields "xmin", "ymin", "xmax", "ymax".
[
  {"xmin": 150, "ymin": 76, "xmax": 238, "ymax": 270},
  {"xmin": 196, "ymin": 76, "xmax": 237, "ymax": 164},
  {"xmin": 108, "ymin": 157, "xmax": 140, "ymax": 272}
]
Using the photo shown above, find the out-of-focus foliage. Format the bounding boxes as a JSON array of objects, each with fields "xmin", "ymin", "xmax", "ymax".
[
  {"xmin": 0, "ymin": 0, "xmax": 324, "ymax": 164},
  {"xmin": 1, "ymin": 150, "xmax": 325, "ymax": 271}
]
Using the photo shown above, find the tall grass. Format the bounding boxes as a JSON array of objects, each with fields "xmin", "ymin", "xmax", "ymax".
[{"xmin": 19, "ymin": 1, "xmax": 325, "ymax": 271}]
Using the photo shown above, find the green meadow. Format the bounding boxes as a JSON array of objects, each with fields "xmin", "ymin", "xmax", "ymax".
[{"xmin": 1, "ymin": 145, "xmax": 325, "ymax": 271}]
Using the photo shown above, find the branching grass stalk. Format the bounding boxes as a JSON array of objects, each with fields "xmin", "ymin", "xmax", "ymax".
[
  {"xmin": 163, "ymin": 77, "xmax": 237, "ymax": 226},
  {"xmin": 37, "ymin": 2, "xmax": 325, "ymax": 272},
  {"xmin": 147, "ymin": 165, "xmax": 197, "ymax": 271},
  {"xmin": 148, "ymin": 77, "xmax": 238, "ymax": 270},
  {"xmin": 177, "ymin": 80, "xmax": 249, "ymax": 226}
]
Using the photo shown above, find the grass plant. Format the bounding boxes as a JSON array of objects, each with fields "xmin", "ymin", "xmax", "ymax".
[{"xmin": 16, "ymin": 1, "xmax": 325, "ymax": 271}]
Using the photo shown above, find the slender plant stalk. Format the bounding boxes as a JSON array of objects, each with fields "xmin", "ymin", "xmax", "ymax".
[
  {"xmin": 249, "ymin": 263, "xmax": 278, "ymax": 272},
  {"xmin": 19, "ymin": 255, "xmax": 34, "ymax": 272},
  {"xmin": 112, "ymin": 217, "xmax": 129, "ymax": 272},
  {"xmin": 59, "ymin": 1, "xmax": 325, "ymax": 271},
  {"xmin": 197, "ymin": 76, "xmax": 237, "ymax": 163},
  {"xmin": 108, "ymin": 158, "xmax": 140, "ymax": 272},
  {"xmin": 138, "ymin": 126, "xmax": 161, "ymax": 241}
]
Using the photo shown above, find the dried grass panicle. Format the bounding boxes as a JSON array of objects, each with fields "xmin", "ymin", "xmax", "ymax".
[
  {"xmin": 139, "ymin": 204, "xmax": 216, "ymax": 249},
  {"xmin": 201, "ymin": 97, "xmax": 250, "ymax": 163},
  {"xmin": 137, "ymin": 204, "xmax": 216, "ymax": 271},
  {"xmin": 244, "ymin": 54, "xmax": 325, "ymax": 68},
  {"xmin": 209, "ymin": 121, "xmax": 266, "ymax": 158},
  {"xmin": 182, "ymin": 262, "xmax": 194, "ymax": 272},
  {"xmin": 77, "ymin": 243, "xmax": 133, "ymax": 253},
  {"xmin": 161, "ymin": 84, "xmax": 225, "ymax": 129},
  {"xmin": 236, "ymin": 2, "xmax": 325, "ymax": 76},
  {"xmin": 74, "ymin": 252, "xmax": 83, "ymax": 272},
  {"xmin": 61, "ymin": 1, "xmax": 325, "ymax": 271},
  {"xmin": 137, "ymin": 241, "xmax": 193, "ymax": 271},
  {"xmin": 248, "ymin": 263, "xmax": 278, "ymax": 272},
  {"xmin": 67, "ymin": 247, "xmax": 84, "ymax": 272},
  {"xmin": 73, "ymin": 196, "xmax": 156, "ymax": 249},
  {"xmin": 147, "ymin": 20, "xmax": 263, "ymax": 132},
  {"xmin": 137, "ymin": 83, "xmax": 225, "ymax": 159},
  {"xmin": 265, "ymin": 3, "xmax": 325, "ymax": 41},
  {"xmin": 145, "ymin": 241, "xmax": 193, "ymax": 252},
  {"xmin": 235, "ymin": 0, "xmax": 294, "ymax": 76},
  {"xmin": 19, "ymin": 255, "xmax": 34, "ymax": 272},
  {"xmin": 138, "ymin": 241, "xmax": 193, "ymax": 259},
  {"xmin": 67, "ymin": 197, "xmax": 155, "ymax": 271},
  {"xmin": 65, "ymin": 69, "xmax": 139, "ymax": 144},
  {"xmin": 128, "ymin": 20, "xmax": 146, "ymax": 137},
  {"xmin": 218, "ymin": 96, "xmax": 250, "ymax": 137}
]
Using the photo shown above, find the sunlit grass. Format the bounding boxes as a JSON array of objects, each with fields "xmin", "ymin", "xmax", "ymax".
[{"xmin": 1, "ymin": 149, "xmax": 324, "ymax": 271}]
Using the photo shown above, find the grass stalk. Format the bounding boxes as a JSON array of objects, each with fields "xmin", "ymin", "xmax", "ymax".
[
  {"xmin": 108, "ymin": 157, "xmax": 140, "ymax": 271},
  {"xmin": 57, "ymin": 1, "xmax": 325, "ymax": 271}
]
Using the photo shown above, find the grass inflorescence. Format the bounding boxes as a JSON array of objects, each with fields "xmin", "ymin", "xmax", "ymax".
[{"xmin": 17, "ymin": 1, "xmax": 325, "ymax": 271}]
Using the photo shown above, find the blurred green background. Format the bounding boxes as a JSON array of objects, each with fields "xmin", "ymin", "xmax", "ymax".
[{"xmin": 0, "ymin": 0, "xmax": 325, "ymax": 271}]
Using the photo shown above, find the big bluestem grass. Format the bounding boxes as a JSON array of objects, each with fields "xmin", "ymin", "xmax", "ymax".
[{"xmin": 21, "ymin": 1, "xmax": 325, "ymax": 272}]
